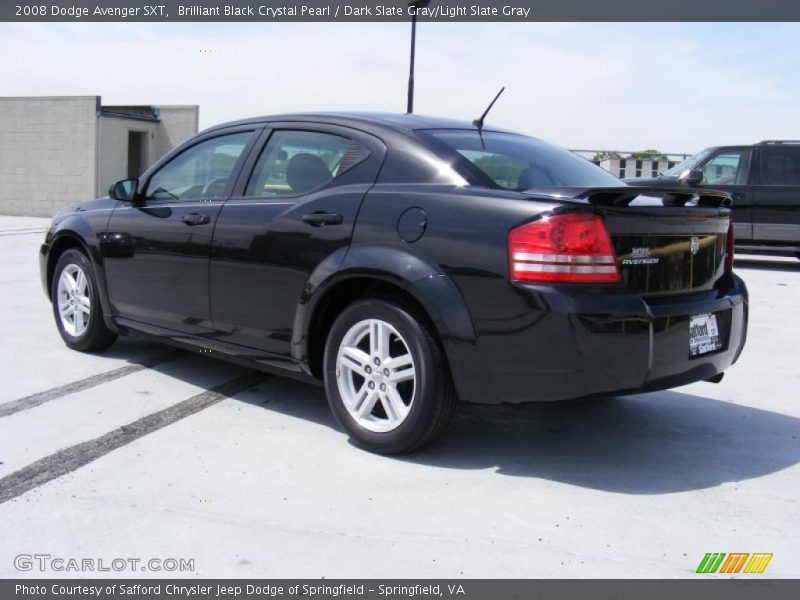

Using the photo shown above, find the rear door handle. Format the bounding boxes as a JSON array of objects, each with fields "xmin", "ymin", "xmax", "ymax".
[
  {"xmin": 181, "ymin": 213, "xmax": 211, "ymax": 226},
  {"xmin": 302, "ymin": 212, "xmax": 343, "ymax": 227}
]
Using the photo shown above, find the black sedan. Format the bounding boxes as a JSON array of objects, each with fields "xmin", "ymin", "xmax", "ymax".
[{"xmin": 40, "ymin": 113, "xmax": 748, "ymax": 453}]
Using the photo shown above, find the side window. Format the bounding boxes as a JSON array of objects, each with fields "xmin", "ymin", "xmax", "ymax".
[
  {"xmin": 759, "ymin": 147, "xmax": 800, "ymax": 186},
  {"xmin": 145, "ymin": 132, "xmax": 252, "ymax": 202},
  {"xmin": 701, "ymin": 150, "xmax": 751, "ymax": 185},
  {"xmin": 245, "ymin": 130, "xmax": 355, "ymax": 197}
]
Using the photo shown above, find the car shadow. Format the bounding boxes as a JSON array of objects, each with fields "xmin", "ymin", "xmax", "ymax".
[
  {"xmin": 90, "ymin": 337, "xmax": 175, "ymax": 363},
  {"xmin": 76, "ymin": 341, "xmax": 800, "ymax": 497},
  {"xmin": 406, "ymin": 391, "xmax": 800, "ymax": 494},
  {"xmin": 240, "ymin": 376, "xmax": 800, "ymax": 495}
]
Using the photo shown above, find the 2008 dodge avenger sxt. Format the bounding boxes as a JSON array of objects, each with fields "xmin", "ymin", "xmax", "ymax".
[{"xmin": 39, "ymin": 113, "xmax": 748, "ymax": 453}]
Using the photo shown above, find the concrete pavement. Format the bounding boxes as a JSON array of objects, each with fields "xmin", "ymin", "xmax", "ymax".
[{"xmin": 0, "ymin": 215, "xmax": 798, "ymax": 578}]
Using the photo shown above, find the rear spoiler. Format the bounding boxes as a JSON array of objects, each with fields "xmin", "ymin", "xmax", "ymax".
[{"xmin": 524, "ymin": 186, "xmax": 732, "ymax": 209}]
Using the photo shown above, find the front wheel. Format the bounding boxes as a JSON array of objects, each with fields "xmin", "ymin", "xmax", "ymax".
[
  {"xmin": 51, "ymin": 249, "xmax": 117, "ymax": 352},
  {"xmin": 323, "ymin": 297, "xmax": 457, "ymax": 454}
]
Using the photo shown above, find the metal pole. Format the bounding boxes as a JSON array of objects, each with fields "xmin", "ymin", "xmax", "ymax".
[{"xmin": 406, "ymin": 13, "xmax": 417, "ymax": 114}]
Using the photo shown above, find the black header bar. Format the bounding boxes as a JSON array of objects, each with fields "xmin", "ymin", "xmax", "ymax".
[{"xmin": 3, "ymin": 0, "xmax": 800, "ymax": 22}]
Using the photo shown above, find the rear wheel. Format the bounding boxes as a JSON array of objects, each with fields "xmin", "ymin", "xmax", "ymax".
[
  {"xmin": 323, "ymin": 297, "xmax": 457, "ymax": 454},
  {"xmin": 51, "ymin": 249, "xmax": 117, "ymax": 352}
]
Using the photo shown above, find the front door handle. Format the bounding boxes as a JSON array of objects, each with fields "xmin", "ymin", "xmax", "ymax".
[
  {"xmin": 181, "ymin": 213, "xmax": 211, "ymax": 226},
  {"xmin": 302, "ymin": 212, "xmax": 343, "ymax": 227}
]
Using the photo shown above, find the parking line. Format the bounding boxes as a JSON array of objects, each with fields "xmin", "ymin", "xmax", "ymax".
[
  {"xmin": 0, "ymin": 371, "xmax": 268, "ymax": 505},
  {"xmin": 0, "ymin": 229, "xmax": 47, "ymax": 236},
  {"xmin": 0, "ymin": 349, "xmax": 185, "ymax": 418}
]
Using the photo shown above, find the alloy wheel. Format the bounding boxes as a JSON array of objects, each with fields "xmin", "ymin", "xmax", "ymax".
[
  {"xmin": 335, "ymin": 318, "xmax": 416, "ymax": 433},
  {"xmin": 56, "ymin": 264, "xmax": 91, "ymax": 337}
]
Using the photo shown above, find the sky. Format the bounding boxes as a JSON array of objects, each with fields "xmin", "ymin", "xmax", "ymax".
[{"xmin": 1, "ymin": 22, "xmax": 799, "ymax": 155}]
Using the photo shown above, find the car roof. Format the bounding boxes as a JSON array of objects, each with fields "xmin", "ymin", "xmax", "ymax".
[
  {"xmin": 756, "ymin": 140, "xmax": 800, "ymax": 145},
  {"xmin": 707, "ymin": 142, "xmax": 800, "ymax": 149},
  {"xmin": 202, "ymin": 111, "xmax": 517, "ymax": 136}
]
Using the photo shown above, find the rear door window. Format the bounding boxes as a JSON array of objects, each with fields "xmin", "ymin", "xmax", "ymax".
[
  {"xmin": 759, "ymin": 147, "xmax": 800, "ymax": 185},
  {"xmin": 244, "ymin": 130, "xmax": 358, "ymax": 197}
]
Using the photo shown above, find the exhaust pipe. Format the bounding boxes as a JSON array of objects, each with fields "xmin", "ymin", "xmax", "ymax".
[{"xmin": 704, "ymin": 372, "xmax": 725, "ymax": 384}]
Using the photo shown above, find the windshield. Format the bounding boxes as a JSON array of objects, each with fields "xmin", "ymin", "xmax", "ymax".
[
  {"xmin": 418, "ymin": 129, "xmax": 623, "ymax": 189},
  {"xmin": 663, "ymin": 148, "xmax": 714, "ymax": 178}
]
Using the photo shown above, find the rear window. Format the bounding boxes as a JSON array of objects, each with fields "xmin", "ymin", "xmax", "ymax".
[{"xmin": 418, "ymin": 129, "xmax": 623, "ymax": 189}]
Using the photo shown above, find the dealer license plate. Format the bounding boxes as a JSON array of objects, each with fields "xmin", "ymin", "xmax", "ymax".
[{"xmin": 689, "ymin": 313, "xmax": 723, "ymax": 357}]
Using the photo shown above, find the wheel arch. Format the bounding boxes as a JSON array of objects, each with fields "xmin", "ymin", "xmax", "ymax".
[
  {"xmin": 46, "ymin": 233, "xmax": 91, "ymax": 300},
  {"xmin": 293, "ymin": 243, "xmax": 482, "ymax": 401},
  {"xmin": 46, "ymin": 219, "xmax": 117, "ymax": 332}
]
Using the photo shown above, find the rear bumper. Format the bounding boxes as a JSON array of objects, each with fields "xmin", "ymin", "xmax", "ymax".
[{"xmin": 452, "ymin": 274, "xmax": 748, "ymax": 404}]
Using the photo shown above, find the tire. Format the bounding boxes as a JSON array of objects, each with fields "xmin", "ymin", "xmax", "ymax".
[
  {"xmin": 323, "ymin": 296, "xmax": 457, "ymax": 454},
  {"xmin": 51, "ymin": 248, "xmax": 117, "ymax": 352}
]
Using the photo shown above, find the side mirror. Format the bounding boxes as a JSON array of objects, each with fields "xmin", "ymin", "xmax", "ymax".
[
  {"xmin": 109, "ymin": 179, "xmax": 139, "ymax": 203},
  {"xmin": 680, "ymin": 168, "xmax": 705, "ymax": 187}
]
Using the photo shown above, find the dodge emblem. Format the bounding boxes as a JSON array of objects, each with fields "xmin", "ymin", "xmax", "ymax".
[{"xmin": 690, "ymin": 236, "xmax": 700, "ymax": 255}]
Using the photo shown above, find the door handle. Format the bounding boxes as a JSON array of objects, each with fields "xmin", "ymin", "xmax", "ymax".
[
  {"xmin": 181, "ymin": 213, "xmax": 211, "ymax": 226},
  {"xmin": 302, "ymin": 212, "xmax": 343, "ymax": 227}
]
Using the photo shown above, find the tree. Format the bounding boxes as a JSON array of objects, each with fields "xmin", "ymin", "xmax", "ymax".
[
  {"xmin": 592, "ymin": 151, "xmax": 622, "ymax": 162},
  {"xmin": 628, "ymin": 149, "xmax": 667, "ymax": 161},
  {"xmin": 473, "ymin": 154, "xmax": 523, "ymax": 188}
]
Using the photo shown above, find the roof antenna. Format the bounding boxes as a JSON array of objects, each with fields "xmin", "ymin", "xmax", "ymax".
[{"xmin": 473, "ymin": 86, "xmax": 505, "ymax": 149}]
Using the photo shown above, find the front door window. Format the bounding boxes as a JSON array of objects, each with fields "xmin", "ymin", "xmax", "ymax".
[
  {"xmin": 145, "ymin": 132, "xmax": 252, "ymax": 202},
  {"xmin": 701, "ymin": 151, "xmax": 751, "ymax": 185}
]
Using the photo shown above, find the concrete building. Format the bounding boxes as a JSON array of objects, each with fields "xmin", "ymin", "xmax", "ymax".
[
  {"xmin": 599, "ymin": 157, "xmax": 680, "ymax": 179},
  {"xmin": 0, "ymin": 96, "xmax": 198, "ymax": 216},
  {"xmin": 571, "ymin": 149, "xmax": 689, "ymax": 180}
]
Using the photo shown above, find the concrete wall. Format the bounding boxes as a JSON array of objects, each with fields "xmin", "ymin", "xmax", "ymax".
[
  {"xmin": 600, "ymin": 158, "xmax": 677, "ymax": 179},
  {"xmin": 96, "ymin": 116, "xmax": 158, "ymax": 197},
  {"xmin": 0, "ymin": 98, "xmax": 199, "ymax": 216},
  {"xmin": 154, "ymin": 106, "xmax": 199, "ymax": 160},
  {"xmin": 97, "ymin": 106, "xmax": 199, "ymax": 196},
  {"xmin": 96, "ymin": 106, "xmax": 198, "ymax": 197},
  {"xmin": 0, "ymin": 97, "xmax": 98, "ymax": 217}
]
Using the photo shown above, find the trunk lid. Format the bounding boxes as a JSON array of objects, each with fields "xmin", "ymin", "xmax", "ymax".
[
  {"xmin": 523, "ymin": 186, "xmax": 732, "ymax": 296},
  {"xmin": 604, "ymin": 208, "xmax": 729, "ymax": 296}
]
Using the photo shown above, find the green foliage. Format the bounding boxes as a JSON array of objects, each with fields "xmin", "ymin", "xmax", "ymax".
[
  {"xmin": 592, "ymin": 151, "xmax": 622, "ymax": 162},
  {"xmin": 473, "ymin": 154, "xmax": 526, "ymax": 188},
  {"xmin": 628, "ymin": 149, "xmax": 667, "ymax": 161},
  {"xmin": 592, "ymin": 150, "xmax": 669, "ymax": 162}
]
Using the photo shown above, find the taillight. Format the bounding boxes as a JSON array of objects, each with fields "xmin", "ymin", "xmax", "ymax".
[
  {"xmin": 725, "ymin": 220, "xmax": 735, "ymax": 273},
  {"xmin": 509, "ymin": 213, "xmax": 620, "ymax": 283}
]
